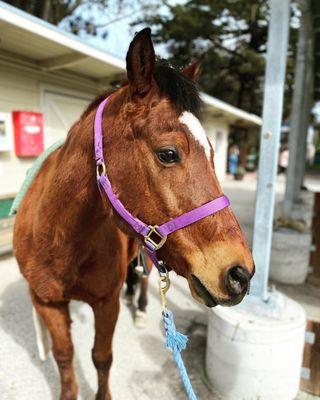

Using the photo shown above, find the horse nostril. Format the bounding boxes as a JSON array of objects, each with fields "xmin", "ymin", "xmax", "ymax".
[
  {"xmin": 190, "ymin": 274, "xmax": 217, "ymax": 308},
  {"xmin": 225, "ymin": 266, "xmax": 250, "ymax": 296}
]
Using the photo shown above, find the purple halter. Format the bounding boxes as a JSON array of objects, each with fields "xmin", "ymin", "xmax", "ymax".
[{"xmin": 94, "ymin": 96, "xmax": 230, "ymax": 272}]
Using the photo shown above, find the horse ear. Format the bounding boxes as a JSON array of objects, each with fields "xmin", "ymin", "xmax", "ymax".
[
  {"xmin": 182, "ymin": 57, "xmax": 203, "ymax": 82},
  {"xmin": 126, "ymin": 28, "xmax": 155, "ymax": 97}
]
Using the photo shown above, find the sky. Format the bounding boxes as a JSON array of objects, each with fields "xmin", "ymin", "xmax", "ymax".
[{"xmin": 59, "ymin": 0, "xmax": 176, "ymax": 60}]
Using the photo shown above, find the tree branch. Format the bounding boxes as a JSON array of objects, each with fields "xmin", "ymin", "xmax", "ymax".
[
  {"xmin": 204, "ymin": 34, "xmax": 247, "ymax": 60},
  {"xmin": 94, "ymin": 5, "xmax": 151, "ymax": 28}
]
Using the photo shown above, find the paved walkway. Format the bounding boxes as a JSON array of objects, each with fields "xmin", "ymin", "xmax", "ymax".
[
  {"xmin": 0, "ymin": 255, "xmax": 218, "ymax": 400},
  {"xmin": 0, "ymin": 173, "xmax": 319, "ymax": 399}
]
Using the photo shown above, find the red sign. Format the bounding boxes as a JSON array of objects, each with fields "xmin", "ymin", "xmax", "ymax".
[{"xmin": 13, "ymin": 111, "xmax": 44, "ymax": 157}]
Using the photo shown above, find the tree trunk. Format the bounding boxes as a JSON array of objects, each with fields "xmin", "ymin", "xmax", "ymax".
[
  {"xmin": 283, "ymin": 0, "xmax": 313, "ymax": 217},
  {"xmin": 40, "ymin": 0, "xmax": 52, "ymax": 21}
]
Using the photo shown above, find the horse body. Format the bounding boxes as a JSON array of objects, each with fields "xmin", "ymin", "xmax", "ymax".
[
  {"xmin": 14, "ymin": 119, "xmax": 133, "ymax": 302},
  {"xmin": 13, "ymin": 28, "xmax": 255, "ymax": 400},
  {"xmin": 14, "ymin": 113, "xmax": 136, "ymax": 399}
]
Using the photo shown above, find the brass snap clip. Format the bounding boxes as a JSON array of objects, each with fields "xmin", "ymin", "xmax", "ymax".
[{"xmin": 158, "ymin": 269, "xmax": 170, "ymax": 312}]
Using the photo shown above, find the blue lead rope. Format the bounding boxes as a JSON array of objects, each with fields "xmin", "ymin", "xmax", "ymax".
[{"xmin": 162, "ymin": 309, "xmax": 197, "ymax": 400}]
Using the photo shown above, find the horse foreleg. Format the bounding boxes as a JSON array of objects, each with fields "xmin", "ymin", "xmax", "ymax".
[
  {"xmin": 124, "ymin": 258, "xmax": 138, "ymax": 305},
  {"xmin": 91, "ymin": 295, "xmax": 120, "ymax": 400},
  {"xmin": 134, "ymin": 275, "xmax": 148, "ymax": 329},
  {"xmin": 137, "ymin": 275, "xmax": 148, "ymax": 312},
  {"xmin": 32, "ymin": 306, "xmax": 50, "ymax": 361},
  {"xmin": 30, "ymin": 289, "xmax": 77, "ymax": 400}
]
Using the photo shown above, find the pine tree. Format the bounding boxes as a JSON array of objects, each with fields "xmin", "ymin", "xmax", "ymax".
[{"xmin": 138, "ymin": 0, "xmax": 298, "ymax": 115}]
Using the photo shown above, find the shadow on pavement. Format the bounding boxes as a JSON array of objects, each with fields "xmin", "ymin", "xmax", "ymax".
[
  {"xmin": 0, "ymin": 278, "xmax": 95, "ymax": 399},
  {"xmin": 128, "ymin": 279, "xmax": 219, "ymax": 399},
  {"xmin": 130, "ymin": 325, "xmax": 220, "ymax": 400}
]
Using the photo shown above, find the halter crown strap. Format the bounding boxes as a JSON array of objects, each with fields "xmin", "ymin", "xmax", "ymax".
[
  {"xmin": 94, "ymin": 96, "xmax": 151, "ymax": 236},
  {"xmin": 94, "ymin": 96, "xmax": 230, "ymax": 272},
  {"xmin": 94, "ymin": 96, "xmax": 110, "ymax": 165}
]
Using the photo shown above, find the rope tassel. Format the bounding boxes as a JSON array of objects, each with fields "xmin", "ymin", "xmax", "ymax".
[
  {"xmin": 162, "ymin": 310, "xmax": 198, "ymax": 400},
  {"xmin": 163, "ymin": 310, "xmax": 188, "ymax": 351}
]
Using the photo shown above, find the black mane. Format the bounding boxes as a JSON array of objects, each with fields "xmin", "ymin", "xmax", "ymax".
[
  {"xmin": 82, "ymin": 60, "xmax": 202, "ymax": 118},
  {"xmin": 154, "ymin": 60, "xmax": 202, "ymax": 118}
]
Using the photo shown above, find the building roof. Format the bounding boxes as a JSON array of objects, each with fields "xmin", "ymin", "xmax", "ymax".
[
  {"xmin": 201, "ymin": 93, "xmax": 262, "ymax": 127},
  {"xmin": 0, "ymin": 1, "xmax": 261, "ymax": 127},
  {"xmin": 0, "ymin": 1, "xmax": 125, "ymax": 80}
]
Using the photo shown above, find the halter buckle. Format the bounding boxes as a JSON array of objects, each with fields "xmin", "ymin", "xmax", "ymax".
[
  {"xmin": 144, "ymin": 225, "xmax": 167, "ymax": 250},
  {"xmin": 96, "ymin": 162, "xmax": 106, "ymax": 178}
]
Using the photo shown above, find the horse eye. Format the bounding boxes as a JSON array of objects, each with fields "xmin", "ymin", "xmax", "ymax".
[{"xmin": 156, "ymin": 147, "xmax": 180, "ymax": 164}]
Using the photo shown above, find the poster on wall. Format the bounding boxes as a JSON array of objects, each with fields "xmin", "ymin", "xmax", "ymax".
[{"xmin": 0, "ymin": 113, "xmax": 13, "ymax": 152}]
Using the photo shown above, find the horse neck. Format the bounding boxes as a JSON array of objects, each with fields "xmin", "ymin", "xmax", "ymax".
[
  {"xmin": 46, "ymin": 115, "xmax": 110, "ymax": 240},
  {"xmin": 48, "ymin": 88, "xmax": 130, "ymax": 242}
]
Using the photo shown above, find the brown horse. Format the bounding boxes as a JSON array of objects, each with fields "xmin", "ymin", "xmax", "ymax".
[{"xmin": 13, "ymin": 28, "xmax": 254, "ymax": 400}]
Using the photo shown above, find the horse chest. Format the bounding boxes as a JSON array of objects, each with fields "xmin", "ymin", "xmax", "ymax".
[{"xmin": 67, "ymin": 258, "xmax": 127, "ymax": 302}]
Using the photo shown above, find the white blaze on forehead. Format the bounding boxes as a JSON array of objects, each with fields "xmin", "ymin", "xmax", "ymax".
[{"xmin": 179, "ymin": 111, "xmax": 211, "ymax": 159}]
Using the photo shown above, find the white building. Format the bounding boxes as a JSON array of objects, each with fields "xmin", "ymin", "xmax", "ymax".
[{"xmin": 0, "ymin": 1, "xmax": 261, "ymax": 202}]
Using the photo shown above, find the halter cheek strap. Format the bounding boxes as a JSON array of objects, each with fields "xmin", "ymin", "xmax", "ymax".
[{"xmin": 94, "ymin": 96, "xmax": 230, "ymax": 272}]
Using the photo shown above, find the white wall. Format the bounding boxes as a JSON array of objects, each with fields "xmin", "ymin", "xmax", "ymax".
[
  {"xmin": 0, "ymin": 60, "xmax": 231, "ymax": 199},
  {"xmin": 0, "ymin": 62, "xmax": 98, "ymax": 197},
  {"xmin": 203, "ymin": 116, "xmax": 229, "ymax": 181}
]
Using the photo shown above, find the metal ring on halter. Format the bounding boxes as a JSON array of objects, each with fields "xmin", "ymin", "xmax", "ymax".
[
  {"xmin": 96, "ymin": 162, "xmax": 106, "ymax": 177},
  {"xmin": 144, "ymin": 225, "xmax": 167, "ymax": 250}
]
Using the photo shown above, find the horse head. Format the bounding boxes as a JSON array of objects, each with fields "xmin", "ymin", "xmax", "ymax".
[{"xmin": 100, "ymin": 28, "xmax": 255, "ymax": 307}]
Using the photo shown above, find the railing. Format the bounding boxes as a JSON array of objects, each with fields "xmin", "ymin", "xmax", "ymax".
[{"xmin": 0, "ymin": 194, "xmax": 15, "ymax": 255}]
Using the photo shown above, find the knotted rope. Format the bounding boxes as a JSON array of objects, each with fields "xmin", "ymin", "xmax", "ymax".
[
  {"xmin": 162, "ymin": 309, "xmax": 197, "ymax": 400},
  {"xmin": 159, "ymin": 271, "xmax": 198, "ymax": 400}
]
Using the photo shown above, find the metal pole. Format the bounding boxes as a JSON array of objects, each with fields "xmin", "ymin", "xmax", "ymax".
[{"xmin": 250, "ymin": 0, "xmax": 291, "ymax": 300}]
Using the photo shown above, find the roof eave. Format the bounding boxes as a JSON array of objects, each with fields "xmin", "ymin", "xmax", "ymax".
[
  {"xmin": 0, "ymin": 1, "xmax": 126, "ymax": 72},
  {"xmin": 201, "ymin": 93, "xmax": 262, "ymax": 127}
]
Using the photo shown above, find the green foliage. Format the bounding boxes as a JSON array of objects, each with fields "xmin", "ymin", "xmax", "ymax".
[{"xmin": 137, "ymin": 0, "xmax": 299, "ymax": 115}]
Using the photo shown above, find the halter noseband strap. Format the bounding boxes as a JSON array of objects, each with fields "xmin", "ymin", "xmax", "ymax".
[{"xmin": 94, "ymin": 96, "xmax": 230, "ymax": 272}]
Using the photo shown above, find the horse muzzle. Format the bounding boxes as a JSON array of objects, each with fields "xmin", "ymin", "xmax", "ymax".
[{"xmin": 189, "ymin": 265, "xmax": 253, "ymax": 308}]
